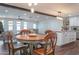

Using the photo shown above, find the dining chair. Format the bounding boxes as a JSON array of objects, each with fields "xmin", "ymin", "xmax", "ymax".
[
  {"xmin": 36, "ymin": 30, "xmax": 56, "ymax": 48},
  {"xmin": 33, "ymin": 32, "xmax": 57, "ymax": 55},
  {"xmin": 6, "ymin": 31, "xmax": 28, "ymax": 55},
  {"xmin": 45, "ymin": 30, "xmax": 53, "ymax": 34},
  {"xmin": 20, "ymin": 29, "xmax": 31, "ymax": 35}
]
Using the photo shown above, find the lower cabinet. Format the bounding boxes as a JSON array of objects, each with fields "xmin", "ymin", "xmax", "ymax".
[{"xmin": 56, "ymin": 31, "xmax": 76, "ymax": 46}]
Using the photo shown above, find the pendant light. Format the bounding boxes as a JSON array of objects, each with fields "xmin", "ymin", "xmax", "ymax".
[
  {"xmin": 56, "ymin": 11, "xmax": 63, "ymax": 20},
  {"xmin": 28, "ymin": 3, "xmax": 38, "ymax": 13}
]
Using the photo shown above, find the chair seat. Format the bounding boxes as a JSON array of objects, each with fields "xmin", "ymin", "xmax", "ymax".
[
  {"xmin": 33, "ymin": 47, "xmax": 53, "ymax": 55},
  {"xmin": 10, "ymin": 43, "xmax": 27, "ymax": 50},
  {"xmin": 35, "ymin": 41, "xmax": 46, "ymax": 48}
]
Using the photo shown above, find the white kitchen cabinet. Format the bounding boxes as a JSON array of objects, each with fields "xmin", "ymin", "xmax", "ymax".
[
  {"xmin": 69, "ymin": 16, "xmax": 79, "ymax": 26},
  {"xmin": 56, "ymin": 31, "xmax": 76, "ymax": 46}
]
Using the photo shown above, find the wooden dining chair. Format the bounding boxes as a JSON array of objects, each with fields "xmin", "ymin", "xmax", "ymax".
[
  {"xmin": 6, "ymin": 31, "xmax": 28, "ymax": 55},
  {"xmin": 36, "ymin": 30, "xmax": 56, "ymax": 48},
  {"xmin": 20, "ymin": 29, "xmax": 31, "ymax": 35},
  {"xmin": 45, "ymin": 30, "xmax": 53, "ymax": 34},
  {"xmin": 33, "ymin": 32, "xmax": 57, "ymax": 55}
]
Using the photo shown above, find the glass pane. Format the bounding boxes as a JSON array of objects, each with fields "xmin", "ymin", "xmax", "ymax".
[
  {"xmin": 23, "ymin": 22, "xmax": 27, "ymax": 29},
  {"xmin": 17, "ymin": 21, "xmax": 21, "ymax": 30},
  {"xmin": 8, "ymin": 21, "xmax": 13, "ymax": 30},
  {"xmin": 33, "ymin": 23, "xmax": 36, "ymax": 29}
]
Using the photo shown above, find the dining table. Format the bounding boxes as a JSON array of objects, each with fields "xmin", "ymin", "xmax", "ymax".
[{"xmin": 16, "ymin": 34, "xmax": 46, "ymax": 54}]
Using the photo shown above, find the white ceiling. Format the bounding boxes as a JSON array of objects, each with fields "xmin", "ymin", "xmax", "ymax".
[
  {"xmin": 0, "ymin": 4, "xmax": 55, "ymax": 22},
  {"xmin": 7, "ymin": 3, "xmax": 79, "ymax": 17},
  {"xmin": 1, "ymin": 3, "xmax": 79, "ymax": 22}
]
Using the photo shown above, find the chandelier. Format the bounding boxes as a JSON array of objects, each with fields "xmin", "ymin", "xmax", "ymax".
[
  {"xmin": 28, "ymin": 3, "xmax": 38, "ymax": 13},
  {"xmin": 56, "ymin": 11, "xmax": 63, "ymax": 20}
]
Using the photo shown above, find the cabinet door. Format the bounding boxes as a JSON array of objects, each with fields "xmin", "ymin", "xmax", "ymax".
[
  {"xmin": 57, "ymin": 33, "xmax": 63, "ymax": 46},
  {"xmin": 69, "ymin": 32, "xmax": 76, "ymax": 42},
  {"xmin": 62, "ymin": 32, "xmax": 76, "ymax": 45},
  {"xmin": 69, "ymin": 17, "xmax": 77, "ymax": 26}
]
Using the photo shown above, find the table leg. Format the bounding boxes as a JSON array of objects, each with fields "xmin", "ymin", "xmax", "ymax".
[{"xmin": 29, "ymin": 42, "xmax": 33, "ymax": 55}]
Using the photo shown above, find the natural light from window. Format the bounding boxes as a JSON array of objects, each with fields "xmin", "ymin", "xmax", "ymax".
[
  {"xmin": 33, "ymin": 23, "xmax": 36, "ymax": 29},
  {"xmin": 23, "ymin": 22, "xmax": 27, "ymax": 29},
  {"xmin": 17, "ymin": 21, "xmax": 21, "ymax": 33},
  {"xmin": 8, "ymin": 21, "xmax": 13, "ymax": 31}
]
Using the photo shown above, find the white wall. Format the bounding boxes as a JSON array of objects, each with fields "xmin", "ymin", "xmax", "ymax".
[
  {"xmin": 37, "ymin": 18, "xmax": 63, "ymax": 34},
  {"xmin": 0, "ymin": 19, "xmax": 37, "ymax": 34}
]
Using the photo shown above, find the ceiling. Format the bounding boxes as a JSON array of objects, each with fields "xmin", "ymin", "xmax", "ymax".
[
  {"xmin": 0, "ymin": 3, "xmax": 79, "ymax": 22},
  {"xmin": 7, "ymin": 3, "xmax": 79, "ymax": 17},
  {"xmin": 0, "ymin": 4, "xmax": 55, "ymax": 22}
]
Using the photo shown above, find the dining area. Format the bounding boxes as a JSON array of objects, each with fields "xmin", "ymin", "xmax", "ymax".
[
  {"xmin": 3, "ymin": 29, "xmax": 57, "ymax": 55},
  {"xmin": 0, "ymin": 1, "xmax": 79, "ymax": 59},
  {"xmin": 0, "ymin": 3, "xmax": 79, "ymax": 55}
]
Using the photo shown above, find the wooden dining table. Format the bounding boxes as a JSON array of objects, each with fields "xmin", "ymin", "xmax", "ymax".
[{"xmin": 16, "ymin": 34, "xmax": 46, "ymax": 54}]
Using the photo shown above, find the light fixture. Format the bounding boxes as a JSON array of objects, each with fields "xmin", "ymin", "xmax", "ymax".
[
  {"xmin": 28, "ymin": 3, "xmax": 38, "ymax": 13},
  {"xmin": 31, "ymin": 8, "xmax": 34, "ymax": 13},
  {"xmin": 56, "ymin": 16, "xmax": 63, "ymax": 20},
  {"xmin": 34, "ymin": 3, "xmax": 38, "ymax": 6},
  {"xmin": 28, "ymin": 3, "xmax": 32, "ymax": 7},
  {"xmin": 56, "ymin": 11, "xmax": 63, "ymax": 20}
]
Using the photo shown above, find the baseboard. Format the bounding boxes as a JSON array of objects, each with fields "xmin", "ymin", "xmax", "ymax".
[{"xmin": 56, "ymin": 41, "xmax": 76, "ymax": 47}]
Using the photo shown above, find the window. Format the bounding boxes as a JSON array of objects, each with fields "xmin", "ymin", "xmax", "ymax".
[
  {"xmin": 16, "ymin": 21, "xmax": 21, "ymax": 33},
  {"xmin": 8, "ymin": 21, "xmax": 13, "ymax": 30},
  {"xmin": 23, "ymin": 22, "xmax": 27, "ymax": 29},
  {"xmin": 33, "ymin": 23, "xmax": 36, "ymax": 29},
  {"xmin": 17, "ymin": 21, "xmax": 21, "ymax": 31}
]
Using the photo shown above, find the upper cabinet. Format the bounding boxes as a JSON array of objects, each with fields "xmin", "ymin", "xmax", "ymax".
[{"xmin": 69, "ymin": 16, "xmax": 79, "ymax": 26}]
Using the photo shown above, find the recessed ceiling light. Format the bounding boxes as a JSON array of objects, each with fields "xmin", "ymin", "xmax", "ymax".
[
  {"xmin": 28, "ymin": 3, "xmax": 32, "ymax": 7},
  {"xmin": 34, "ymin": 3, "xmax": 38, "ymax": 6},
  {"xmin": 5, "ymin": 10, "xmax": 8, "ymax": 13}
]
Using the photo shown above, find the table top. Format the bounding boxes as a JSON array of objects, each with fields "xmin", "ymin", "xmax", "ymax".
[{"xmin": 16, "ymin": 34, "xmax": 46, "ymax": 41}]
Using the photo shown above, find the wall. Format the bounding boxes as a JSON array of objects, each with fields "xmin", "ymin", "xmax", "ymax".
[
  {"xmin": 0, "ymin": 19, "xmax": 37, "ymax": 34},
  {"xmin": 37, "ymin": 18, "xmax": 63, "ymax": 34}
]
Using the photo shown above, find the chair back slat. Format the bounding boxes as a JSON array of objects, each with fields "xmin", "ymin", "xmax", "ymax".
[
  {"xmin": 43, "ymin": 30, "xmax": 57, "ymax": 54},
  {"xmin": 6, "ymin": 31, "xmax": 14, "ymax": 49},
  {"xmin": 20, "ymin": 29, "xmax": 31, "ymax": 35},
  {"xmin": 45, "ymin": 30, "xmax": 53, "ymax": 34}
]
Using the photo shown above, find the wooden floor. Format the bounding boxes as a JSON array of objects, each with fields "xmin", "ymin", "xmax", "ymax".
[{"xmin": 0, "ymin": 40, "xmax": 79, "ymax": 55}]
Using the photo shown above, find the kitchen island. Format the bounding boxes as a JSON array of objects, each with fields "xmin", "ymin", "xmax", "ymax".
[{"xmin": 56, "ymin": 31, "xmax": 76, "ymax": 46}]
